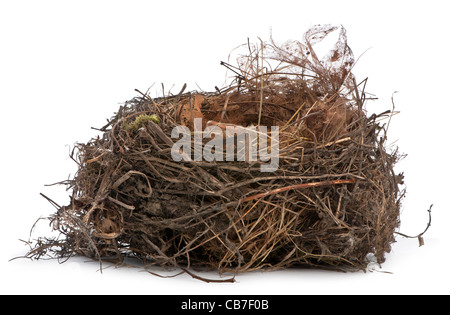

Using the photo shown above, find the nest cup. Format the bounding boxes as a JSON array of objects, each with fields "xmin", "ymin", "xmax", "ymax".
[{"xmin": 28, "ymin": 25, "xmax": 405, "ymax": 278}]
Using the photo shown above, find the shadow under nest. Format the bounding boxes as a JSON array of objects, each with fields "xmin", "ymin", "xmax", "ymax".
[{"xmin": 27, "ymin": 25, "xmax": 405, "ymax": 281}]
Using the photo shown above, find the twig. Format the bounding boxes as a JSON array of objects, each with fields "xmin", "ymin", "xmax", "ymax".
[
  {"xmin": 241, "ymin": 179, "xmax": 357, "ymax": 202},
  {"xmin": 175, "ymin": 83, "xmax": 187, "ymax": 101},
  {"xmin": 395, "ymin": 204, "xmax": 433, "ymax": 246},
  {"xmin": 39, "ymin": 193, "xmax": 61, "ymax": 210},
  {"xmin": 181, "ymin": 268, "xmax": 236, "ymax": 283},
  {"xmin": 221, "ymin": 95, "xmax": 230, "ymax": 119},
  {"xmin": 258, "ymin": 38, "xmax": 264, "ymax": 127},
  {"xmin": 134, "ymin": 89, "xmax": 152, "ymax": 101}
]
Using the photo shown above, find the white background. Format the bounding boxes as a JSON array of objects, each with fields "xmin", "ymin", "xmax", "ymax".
[{"xmin": 1, "ymin": 0, "xmax": 449, "ymax": 295}]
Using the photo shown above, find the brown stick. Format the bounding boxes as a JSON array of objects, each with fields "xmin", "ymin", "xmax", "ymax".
[
  {"xmin": 241, "ymin": 178, "xmax": 357, "ymax": 202},
  {"xmin": 181, "ymin": 268, "xmax": 236, "ymax": 283},
  {"xmin": 395, "ymin": 204, "xmax": 433, "ymax": 247}
]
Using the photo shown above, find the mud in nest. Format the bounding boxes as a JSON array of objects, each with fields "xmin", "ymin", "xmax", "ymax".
[{"xmin": 27, "ymin": 25, "xmax": 406, "ymax": 279}]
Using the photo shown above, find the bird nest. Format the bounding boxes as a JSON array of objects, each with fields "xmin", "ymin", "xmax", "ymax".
[{"xmin": 27, "ymin": 25, "xmax": 405, "ymax": 280}]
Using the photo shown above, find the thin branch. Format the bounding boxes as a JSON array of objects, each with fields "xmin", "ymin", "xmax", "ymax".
[
  {"xmin": 241, "ymin": 179, "xmax": 357, "ymax": 203},
  {"xmin": 395, "ymin": 204, "xmax": 433, "ymax": 246}
]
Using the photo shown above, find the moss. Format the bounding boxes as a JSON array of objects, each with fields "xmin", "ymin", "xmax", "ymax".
[{"xmin": 124, "ymin": 114, "xmax": 160, "ymax": 132}]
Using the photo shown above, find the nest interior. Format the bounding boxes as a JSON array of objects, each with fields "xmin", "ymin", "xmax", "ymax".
[{"xmin": 28, "ymin": 25, "xmax": 405, "ymax": 277}]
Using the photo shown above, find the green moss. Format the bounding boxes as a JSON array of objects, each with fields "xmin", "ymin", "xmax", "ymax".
[{"xmin": 124, "ymin": 114, "xmax": 160, "ymax": 132}]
